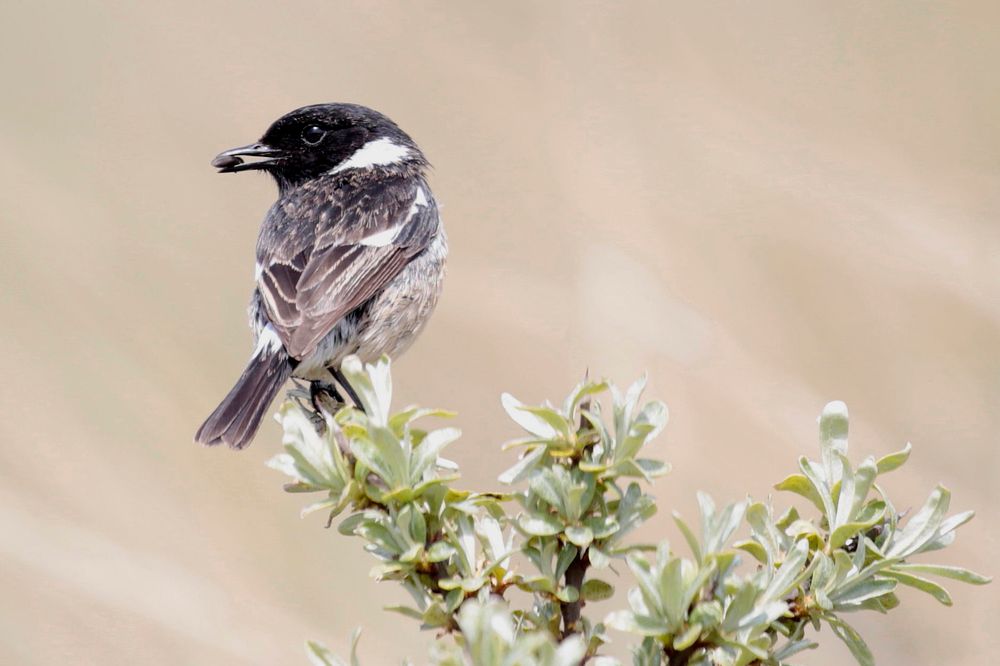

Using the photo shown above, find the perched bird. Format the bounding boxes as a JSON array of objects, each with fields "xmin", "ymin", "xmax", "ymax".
[{"xmin": 195, "ymin": 103, "xmax": 447, "ymax": 449}]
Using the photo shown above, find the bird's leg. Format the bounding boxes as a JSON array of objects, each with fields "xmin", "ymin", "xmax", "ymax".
[
  {"xmin": 288, "ymin": 378, "xmax": 311, "ymax": 404},
  {"xmin": 330, "ymin": 367, "xmax": 366, "ymax": 413},
  {"xmin": 310, "ymin": 379, "xmax": 345, "ymax": 415},
  {"xmin": 284, "ymin": 379, "xmax": 339, "ymax": 430}
]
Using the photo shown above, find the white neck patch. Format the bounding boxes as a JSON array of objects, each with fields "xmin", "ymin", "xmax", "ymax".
[{"xmin": 329, "ymin": 138, "xmax": 411, "ymax": 174}]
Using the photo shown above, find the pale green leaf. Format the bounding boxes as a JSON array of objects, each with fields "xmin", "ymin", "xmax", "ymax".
[
  {"xmin": 498, "ymin": 447, "xmax": 545, "ymax": 485},
  {"xmin": 774, "ymin": 473, "xmax": 826, "ymax": 514},
  {"xmin": 875, "ymin": 442, "xmax": 911, "ymax": 475},
  {"xmin": 884, "ymin": 570, "xmax": 953, "ymax": 605},
  {"xmin": 887, "ymin": 485, "xmax": 950, "ymax": 558},
  {"xmin": 502, "ymin": 393, "xmax": 558, "ymax": 439},
  {"xmin": 733, "ymin": 540, "xmax": 767, "ymax": 565},
  {"xmin": 827, "ymin": 616, "xmax": 874, "ymax": 666},
  {"xmin": 384, "ymin": 605, "xmax": 424, "ymax": 620},
  {"xmin": 565, "ymin": 525, "xmax": 594, "ymax": 549},
  {"xmin": 582, "ymin": 578, "xmax": 615, "ymax": 601},
  {"xmin": 518, "ymin": 513, "xmax": 564, "ymax": 536},
  {"xmin": 305, "ymin": 640, "xmax": 343, "ymax": 666},
  {"xmin": 673, "ymin": 622, "xmax": 703, "ymax": 651},
  {"xmin": 830, "ymin": 578, "xmax": 897, "ymax": 610},
  {"xmin": 672, "ymin": 512, "xmax": 702, "ymax": 562},
  {"xmin": 517, "ymin": 404, "xmax": 572, "ymax": 439},
  {"xmin": 892, "ymin": 563, "xmax": 991, "ymax": 585}
]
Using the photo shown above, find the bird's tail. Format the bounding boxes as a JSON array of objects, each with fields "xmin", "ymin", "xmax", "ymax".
[{"xmin": 195, "ymin": 344, "xmax": 294, "ymax": 449}]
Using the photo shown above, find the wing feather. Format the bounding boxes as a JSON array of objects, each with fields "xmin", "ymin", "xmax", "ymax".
[{"xmin": 253, "ymin": 176, "xmax": 437, "ymax": 360}]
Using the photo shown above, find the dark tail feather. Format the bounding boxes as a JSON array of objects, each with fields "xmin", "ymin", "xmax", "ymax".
[{"xmin": 195, "ymin": 348, "xmax": 294, "ymax": 449}]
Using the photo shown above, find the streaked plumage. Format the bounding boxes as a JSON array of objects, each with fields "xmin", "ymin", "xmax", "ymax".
[{"xmin": 196, "ymin": 104, "xmax": 447, "ymax": 449}]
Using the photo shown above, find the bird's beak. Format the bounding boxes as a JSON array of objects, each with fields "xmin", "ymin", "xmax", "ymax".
[{"xmin": 211, "ymin": 142, "xmax": 283, "ymax": 173}]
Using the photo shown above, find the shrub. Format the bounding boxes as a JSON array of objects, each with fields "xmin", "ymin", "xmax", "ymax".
[{"xmin": 267, "ymin": 356, "xmax": 989, "ymax": 666}]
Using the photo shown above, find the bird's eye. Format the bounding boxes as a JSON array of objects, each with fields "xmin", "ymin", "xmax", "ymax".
[{"xmin": 301, "ymin": 125, "xmax": 327, "ymax": 146}]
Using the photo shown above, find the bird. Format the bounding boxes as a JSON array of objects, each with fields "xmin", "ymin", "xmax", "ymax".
[{"xmin": 195, "ymin": 103, "xmax": 447, "ymax": 449}]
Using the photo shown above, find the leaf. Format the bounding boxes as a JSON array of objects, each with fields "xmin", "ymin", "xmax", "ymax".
[
  {"xmin": 582, "ymin": 578, "xmax": 615, "ymax": 601},
  {"xmin": 721, "ymin": 582, "xmax": 757, "ymax": 632},
  {"xmin": 388, "ymin": 407, "xmax": 456, "ymax": 433},
  {"xmin": 672, "ymin": 512, "xmax": 702, "ymax": 562},
  {"xmin": 300, "ymin": 497, "xmax": 343, "ymax": 519},
  {"xmin": 847, "ymin": 456, "xmax": 878, "ymax": 521},
  {"xmin": 305, "ymin": 640, "xmax": 343, "ymax": 666},
  {"xmin": 616, "ymin": 401, "xmax": 668, "ymax": 463},
  {"xmin": 384, "ymin": 605, "xmax": 424, "ymax": 620},
  {"xmin": 892, "ymin": 563, "xmax": 991, "ymax": 585},
  {"xmin": 659, "ymin": 558, "xmax": 691, "ymax": 627},
  {"xmin": 340, "ymin": 356, "xmax": 390, "ymax": 425},
  {"xmin": 737, "ymin": 600, "xmax": 789, "ymax": 631},
  {"xmin": 555, "ymin": 543, "xmax": 579, "ymax": 580},
  {"xmin": 588, "ymin": 546, "xmax": 611, "ymax": 569},
  {"xmin": 498, "ymin": 447, "xmax": 545, "ymax": 485},
  {"xmin": 605, "ymin": 611, "xmax": 669, "ymax": 637},
  {"xmin": 819, "ymin": 401, "xmax": 850, "ymax": 456},
  {"xmin": 733, "ymin": 540, "xmax": 767, "ymax": 565},
  {"xmin": 529, "ymin": 469, "xmax": 566, "ymax": 511},
  {"xmin": 565, "ymin": 525, "xmax": 594, "ymax": 549},
  {"xmin": 409, "ymin": 426, "xmax": 461, "ymax": 481},
  {"xmin": 562, "ymin": 379, "xmax": 609, "ymax": 419},
  {"xmin": 635, "ymin": 458, "xmax": 671, "ymax": 478},
  {"xmin": 556, "ymin": 585, "xmax": 579, "ymax": 603},
  {"xmin": 672, "ymin": 622, "xmax": 702, "ymax": 651},
  {"xmin": 762, "ymin": 540, "xmax": 809, "ymax": 602},
  {"xmin": 554, "ymin": 636, "xmax": 588, "ymax": 666},
  {"xmin": 502, "ymin": 393, "xmax": 559, "ymax": 439},
  {"xmin": 705, "ymin": 499, "xmax": 747, "ymax": 554},
  {"xmin": 774, "ymin": 474, "xmax": 826, "ymax": 514},
  {"xmin": 829, "ymin": 508, "xmax": 885, "ymax": 550},
  {"xmin": 445, "ymin": 588, "xmax": 464, "ymax": 613},
  {"xmin": 351, "ymin": 429, "xmax": 405, "ymax": 489},
  {"xmin": 348, "ymin": 628, "xmax": 362, "ymax": 666},
  {"xmin": 689, "ymin": 599, "xmax": 723, "ymax": 630},
  {"xmin": 826, "ymin": 616, "xmax": 874, "ymax": 666},
  {"xmin": 426, "ymin": 541, "xmax": 456, "ymax": 563},
  {"xmin": 585, "ymin": 514, "xmax": 620, "ymax": 540},
  {"xmin": 937, "ymin": 509, "xmax": 975, "ymax": 537},
  {"xmin": 518, "ymin": 404, "xmax": 573, "ymax": 439},
  {"xmin": 799, "ymin": 457, "xmax": 836, "ymax": 522},
  {"xmin": 884, "ymin": 570, "xmax": 953, "ymax": 605},
  {"xmin": 875, "ymin": 442, "xmax": 912, "ymax": 475},
  {"xmin": 887, "ymin": 485, "xmax": 950, "ymax": 558},
  {"xmin": 460, "ymin": 575, "xmax": 487, "ymax": 593},
  {"xmin": 830, "ymin": 578, "xmax": 897, "ymax": 610},
  {"xmin": 772, "ymin": 639, "xmax": 818, "ymax": 661},
  {"xmin": 518, "ymin": 513, "xmax": 564, "ymax": 536}
]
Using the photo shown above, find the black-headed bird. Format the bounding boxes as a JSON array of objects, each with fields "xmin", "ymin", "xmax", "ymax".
[{"xmin": 196, "ymin": 103, "xmax": 446, "ymax": 449}]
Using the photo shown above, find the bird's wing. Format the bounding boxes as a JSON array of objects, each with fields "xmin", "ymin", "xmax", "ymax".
[{"xmin": 255, "ymin": 177, "xmax": 437, "ymax": 359}]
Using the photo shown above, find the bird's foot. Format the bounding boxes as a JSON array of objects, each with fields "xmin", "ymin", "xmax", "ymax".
[{"xmin": 310, "ymin": 380, "xmax": 346, "ymax": 417}]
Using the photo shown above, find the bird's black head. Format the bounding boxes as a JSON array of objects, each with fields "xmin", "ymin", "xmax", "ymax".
[{"xmin": 212, "ymin": 103, "xmax": 426, "ymax": 190}]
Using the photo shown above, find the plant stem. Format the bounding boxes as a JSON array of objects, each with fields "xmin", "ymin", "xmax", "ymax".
[{"xmin": 561, "ymin": 550, "xmax": 590, "ymax": 638}]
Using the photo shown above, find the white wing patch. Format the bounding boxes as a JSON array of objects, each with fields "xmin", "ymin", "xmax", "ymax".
[
  {"xmin": 359, "ymin": 187, "xmax": 429, "ymax": 246},
  {"xmin": 404, "ymin": 186, "xmax": 428, "ymax": 223},
  {"xmin": 329, "ymin": 138, "xmax": 411, "ymax": 174},
  {"xmin": 358, "ymin": 224, "xmax": 403, "ymax": 247},
  {"xmin": 253, "ymin": 323, "xmax": 284, "ymax": 355}
]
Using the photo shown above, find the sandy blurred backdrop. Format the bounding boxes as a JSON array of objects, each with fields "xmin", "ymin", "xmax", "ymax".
[{"xmin": 1, "ymin": 1, "xmax": 997, "ymax": 664}]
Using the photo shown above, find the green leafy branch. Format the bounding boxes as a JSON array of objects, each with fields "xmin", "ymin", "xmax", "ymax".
[{"xmin": 270, "ymin": 357, "xmax": 988, "ymax": 666}]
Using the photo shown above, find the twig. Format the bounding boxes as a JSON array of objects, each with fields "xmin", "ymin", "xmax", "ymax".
[{"xmin": 561, "ymin": 550, "xmax": 590, "ymax": 638}]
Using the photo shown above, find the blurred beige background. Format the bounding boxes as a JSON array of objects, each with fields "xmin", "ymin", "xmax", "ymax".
[{"xmin": 1, "ymin": 1, "xmax": 997, "ymax": 664}]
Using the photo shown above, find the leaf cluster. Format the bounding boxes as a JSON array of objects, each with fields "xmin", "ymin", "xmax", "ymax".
[{"xmin": 272, "ymin": 358, "xmax": 988, "ymax": 666}]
